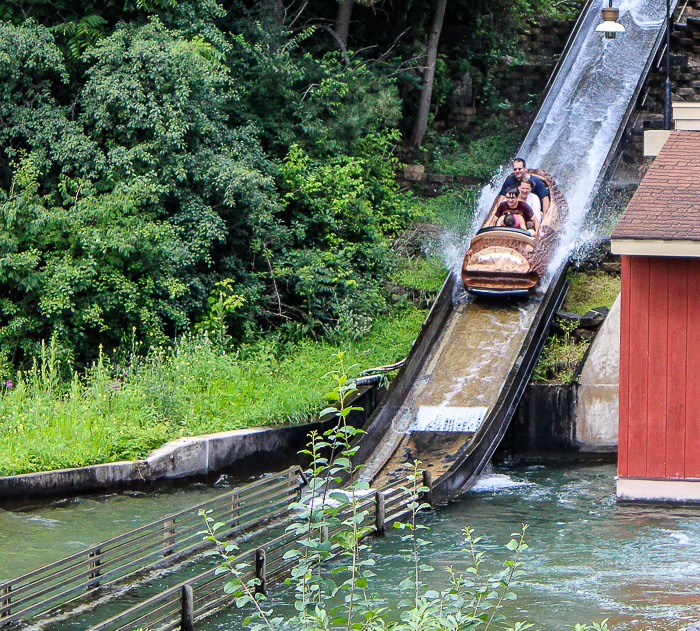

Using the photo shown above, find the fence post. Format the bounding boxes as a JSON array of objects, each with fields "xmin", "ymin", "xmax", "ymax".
[
  {"xmin": 288, "ymin": 468, "xmax": 298, "ymax": 500},
  {"xmin": 1, "ymin": 585, "xmax": 11, "ymax": 619},
  {"xmin": 375, "ymin": 491, "xmax": 385, "ymax": 536},
  {"xmin": 422, "ymin": 470, "xmax": 433, "ymax": 507},
  {"xmin": 231, "ymin": 493, "xmax": 240, "ymax": 531},
  {"xmin": 87, "ymin": 549, "xmax": 102, "ymax": 590},
  {"xmin": 255, "ymin": 548, "xmax": 266, "ymax": 596},
  {"xmin": 163, "ymin": 516, "xmax": 176, "ymax": 557},
  {"xmin": 181, "ymin": 584, "xmax": 194, "ymax": 631}
]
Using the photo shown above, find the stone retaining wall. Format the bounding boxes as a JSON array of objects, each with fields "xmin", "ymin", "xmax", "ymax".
[{"xmin": 443, "ymin": 16, "xmax": 577, "ymax": 130}]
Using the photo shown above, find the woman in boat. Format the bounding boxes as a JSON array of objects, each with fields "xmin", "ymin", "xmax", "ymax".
[{"xmin": 518, "ymin": 178, "xmax": 542, "ymax": 223}]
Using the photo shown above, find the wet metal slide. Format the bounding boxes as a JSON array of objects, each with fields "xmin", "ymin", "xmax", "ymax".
[{"xmin": 354, "ymin": 0, "xmax": 674, "ymax": 501}]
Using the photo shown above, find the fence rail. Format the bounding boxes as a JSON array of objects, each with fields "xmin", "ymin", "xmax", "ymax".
[
  {"xmin": 0, "ymin": 467, "xmax": 304, "ymax": 627},
  {"xmin": 85, "ymin": 477, "xmax": 420, "ymax": 631}
]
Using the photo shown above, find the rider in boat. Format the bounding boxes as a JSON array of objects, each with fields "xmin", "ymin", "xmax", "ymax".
[
  {"xmin": 496, "ymin": 158, "xmax": 550, "ymax": 216},
  {"xmin": 517, "ymin": 178, "xmax": 542, "ymax": 223},
  {"xmin": 501, "ymin": 212, "xmax": 524, "ymax": 229},
  {"xmin": 495, "ymin": 188, "xmax": 539, "ymax": 234}
]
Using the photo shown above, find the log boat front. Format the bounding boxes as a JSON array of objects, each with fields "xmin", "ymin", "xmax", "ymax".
[{"xmin": 462, "ymin": 170, "xmax": 567, "ymax": 295}]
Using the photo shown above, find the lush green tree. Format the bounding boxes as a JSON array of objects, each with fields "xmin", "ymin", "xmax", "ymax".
[
  {"xmin": 0, "ymin": 13, "xmax": 408, "ymax": 366},
  {"xmin": 0, "ymin": 0, "xmax": 584, "ymax": 368},
  {"xmin": 0, "ymin": 19, "xmax": 279, "ymax": 364}
]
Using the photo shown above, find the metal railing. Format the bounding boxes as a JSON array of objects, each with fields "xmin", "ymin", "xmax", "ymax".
[
  {"xmin": 0, "ymin": 467, "xmax": 304, "ymax": 627},
  {"xmin": 85, "ymin": 477, "xmax": 420, "ymax": 631}
]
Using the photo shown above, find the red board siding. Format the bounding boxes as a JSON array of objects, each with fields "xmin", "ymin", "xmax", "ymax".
[
  {"xmin": 666, "ymin": 260, "xmax": 688, "ymax": 478},
  {"xmin": 646, "ymin": 259, "xmax": 668, "ymax": 478},
  {"xmin": 619, "ymin": 255, "xmax": 700, "ymax": 480},
  {"xmin": 619, "ymin": 256, "xmax": 631, "ymax": 477},
  {"xmin": 686, "ymin": 260, "xmax": 700, "ymax": 479},
  {"xmin": 627, "ymin": 257, "xmax": 649, "ymax": 477}
]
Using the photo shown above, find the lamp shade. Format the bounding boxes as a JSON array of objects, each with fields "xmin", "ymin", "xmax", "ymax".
[{"xmin": 596, "ymin": 6, "xmax": 625, "ymax": 38}]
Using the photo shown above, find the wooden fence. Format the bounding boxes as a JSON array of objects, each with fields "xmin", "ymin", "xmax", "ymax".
[{"xmin": 0, "ymin": 467, "xmax": 304, "ymax": 627}]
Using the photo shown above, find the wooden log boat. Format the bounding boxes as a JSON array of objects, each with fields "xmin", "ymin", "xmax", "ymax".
[{"xmin": 462, "ymin": 169, "xmax": 568, "ymax": 295}]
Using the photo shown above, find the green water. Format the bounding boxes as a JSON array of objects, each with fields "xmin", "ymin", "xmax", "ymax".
[
  {"xmin": 202, "ymin": 464, "xmax": 700, "ymax": 631},
  {"xmin": 4, "ymin": 464, "xmax": 700, "ymax": 630},
  {"xmin": 0, "ymin": 476, "xmax": 244, "ymax": 582}
]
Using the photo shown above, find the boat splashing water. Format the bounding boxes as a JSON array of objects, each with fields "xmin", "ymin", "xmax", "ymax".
[
  {"xmin": 522, "ymin": 0, "xmax": 668, "ymax": 278},
  {"xmin": 438, "ymin": 0, "xmax": 669, "ymax": 296},
  {"xmin": 356, "ymin": 0, "xmax": 674, "ymax": 495}
]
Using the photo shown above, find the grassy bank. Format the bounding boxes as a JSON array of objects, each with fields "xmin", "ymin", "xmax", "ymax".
[
  {"xmin": 0, "ymin": 305, "xmax": 428, "ymax": 477},
  {"xmin": 534, "ymin": 269, "xmax": 621, "ymax": 383},
  {"xmin": 0, "ymin": 126, "xmax": 493, "ymax": 478},
  {"xmin": 562, "ymin": 270, "xmax": 621, "ymax": 315}
]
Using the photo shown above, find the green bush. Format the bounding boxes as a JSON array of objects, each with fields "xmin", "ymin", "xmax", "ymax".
[
  {"xmin": 432, "ymin": 119, "xmax": 522, "ymax": 180},
  {"xmin": 392, "ymin": 256, "xmax": 447, "ymax": 292},
  {"xmin": 0, "ymin": 18, "xmax": 409, "ymax": 367},
  {"xmin": 562, "ymin": 271, "xmax": 621, "ymax": 316}
]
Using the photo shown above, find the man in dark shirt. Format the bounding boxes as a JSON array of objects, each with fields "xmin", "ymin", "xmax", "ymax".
[
  {"xmin": 495, "ymin": 158, "xmax": 550, "ymax": 216},
  {"xmin": 495, "ymin": 188, "xmax": 539, "ymax": 233}
]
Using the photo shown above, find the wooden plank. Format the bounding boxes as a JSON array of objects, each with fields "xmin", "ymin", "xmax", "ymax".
[
  {"xmin": 666, "ymin": 258, "xmax": 688, "ymax": 479},
  {"xmin": 618, "ymin": 255, "xmax": 632, "ymax": 477},
  {"xmin": 647, "ymin": 259, "xmax": 669, "ymax": 478},
  {"xmin": 685, "ymin": 259, "xmax": 700, "ymax": 479},
  {"xmin": 627, "ymin": 256, "xmax": 650, "ymax": 477}
]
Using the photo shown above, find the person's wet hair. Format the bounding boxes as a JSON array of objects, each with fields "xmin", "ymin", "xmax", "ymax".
[
  {"xmin": 513, "ymin": 157, "xmax": 527, "ymax": 168},
  {"xmin": 506, "ymin": 187, "xmax": 519, "ymax": 197},
  {"xmin": 504, "ymin": 213, "xmax": 517, "ymax": 228}
]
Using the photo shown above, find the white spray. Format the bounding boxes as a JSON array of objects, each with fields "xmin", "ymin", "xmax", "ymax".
[{"xmin": 438, "ymin": 0, "xmax": 667, "ymax": 284}]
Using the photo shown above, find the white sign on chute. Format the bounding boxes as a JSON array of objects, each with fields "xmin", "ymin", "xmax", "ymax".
[{"xmin": 411, "ymin": 406, "xmax": 488, "ymax": 433}]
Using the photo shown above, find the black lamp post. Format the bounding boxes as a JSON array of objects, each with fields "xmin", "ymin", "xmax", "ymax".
[{"xmin": 664, "ymin": 0, "xmax": 672, "ymax": 130}]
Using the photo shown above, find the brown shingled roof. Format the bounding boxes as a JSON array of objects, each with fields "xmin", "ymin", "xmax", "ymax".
[{"xmin": 611, "ymin": 130, "xmax": 700, "ymax": 241}]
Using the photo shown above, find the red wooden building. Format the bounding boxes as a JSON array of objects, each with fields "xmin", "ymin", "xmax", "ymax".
[{"xmin": 611, "ymin": 130, "xmax": 700, "ymax": 502}]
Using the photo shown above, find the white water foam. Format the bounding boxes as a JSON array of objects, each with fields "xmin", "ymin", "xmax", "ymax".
[
  {"xmin": 527, "ymin": 0, "xmax": 666, "ymax": 272},
  {"xmin": 470, "ymin": 473, "xmax": 532, "ymax": 492},
  {"xmin": 436, "ymin": 0, "xmax": 666, "ymax": 283}
]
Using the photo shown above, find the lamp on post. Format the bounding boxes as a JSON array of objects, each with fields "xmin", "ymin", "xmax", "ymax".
[
  {"xmin": 664, "ymin": 0, "xmax": 672, "ymax": 130},
  {"xmin": 595, "ymin": 0, "xmax": 625, "ymax": 39}
]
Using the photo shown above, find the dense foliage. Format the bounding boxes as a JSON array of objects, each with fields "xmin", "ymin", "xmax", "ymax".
[{"xmin": 0, "ymin": 0, "xmax": 583, "ymax": 372}]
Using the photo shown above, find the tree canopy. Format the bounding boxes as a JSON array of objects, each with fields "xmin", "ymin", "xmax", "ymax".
[{"xmin": 0, "ymin": 0, "xmax": 581, "ymax": 370}]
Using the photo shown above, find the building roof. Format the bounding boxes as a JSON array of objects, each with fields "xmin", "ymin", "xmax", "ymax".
[{"xmin": 611, "ymin": 131, "xmax": 700, "ymax": 243}]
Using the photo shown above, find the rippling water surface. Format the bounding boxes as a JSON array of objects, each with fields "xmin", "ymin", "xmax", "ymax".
[
  {"xmin": 202, "ymin": 464, "xmax": 700, "ymax": 631},
  {"xmin": 5, "ymin": 464, "xmax": 700, "ymax": 630},
  {"xmin": 0, "ymin": 479, "xmax": 238, "ymax": 581}
]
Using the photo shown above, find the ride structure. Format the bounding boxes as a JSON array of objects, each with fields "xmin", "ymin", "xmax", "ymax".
[
  {"xmin": 349, "ymin": 0, "xmax": 676, "ymax": 503},
  {"xmin": 462, "ymin": 170, "xmax": 568, "ymax": 295}
]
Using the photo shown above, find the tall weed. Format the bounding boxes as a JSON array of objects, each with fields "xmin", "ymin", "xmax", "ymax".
[{"xmin": 0, "ymin": 307, "xmax": 425, "ymax": 476}]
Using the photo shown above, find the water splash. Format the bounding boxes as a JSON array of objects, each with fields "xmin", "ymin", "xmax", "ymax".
[
  {"xmin": 470, "ymin": 472, "xmax": 531, "ymax": 492},
  {"xmin": 431, "ymin": 0, "xmax": 666, "ymax": 308},
  {"xmin": 524, "ymin": 0, "xmax": 668, "ymax": 273}
]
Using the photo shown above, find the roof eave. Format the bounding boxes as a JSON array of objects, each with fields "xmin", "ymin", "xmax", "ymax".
[{"xmin": 611, "ymin": 238, "xmax": 700, "ymax": 258}]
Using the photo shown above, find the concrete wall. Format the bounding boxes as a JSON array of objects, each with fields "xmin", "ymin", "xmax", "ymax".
[
  {"xmin": 497, "ymin": 295, "xmax": 622, "ymax": 462},
  {"xmin": 0, "ymin": 386, "xmax": 378, "ymax": 503},
  {"xmin": 575, "ymin": 293, "xmax": 620, "ymax": 450},
  {"xmin": 496, "ymin": 382, "xmax": 578, "ymax": 461}
]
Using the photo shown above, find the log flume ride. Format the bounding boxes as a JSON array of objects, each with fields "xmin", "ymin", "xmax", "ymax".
[
  {"xmin": 462, "ymin": 170, "xmax": 568, "ymax": 295},
  {"xmin": 348, "ymin": 0, "xmax": 674, "ymax": 502}
]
